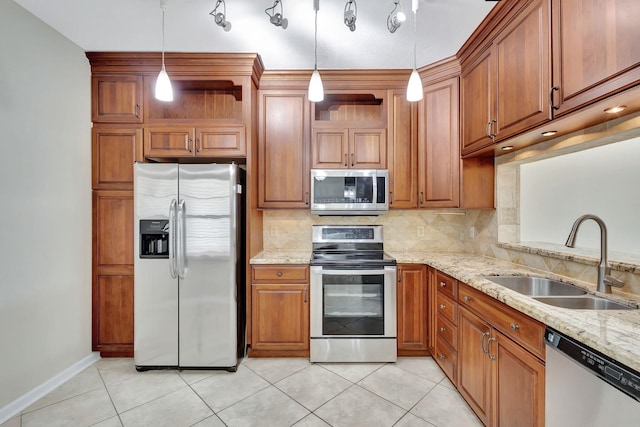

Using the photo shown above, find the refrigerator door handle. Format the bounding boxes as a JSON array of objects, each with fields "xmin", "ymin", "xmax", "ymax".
[
  {"xmin": 169, "ymin": 199, "xmax": 178, "ymax": 279},
  {"xmin": 177, "ymin": 199, "xmax": 186, "ymax": 279}
]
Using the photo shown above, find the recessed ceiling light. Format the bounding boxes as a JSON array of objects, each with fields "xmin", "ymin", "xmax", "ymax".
[
  {"xmin": 541, "ymin": 131, "xmax": 557, "ymax": 137},
  {"xmin": 604, "ymin": 105, "xmax": 626, "ymax": 114},
  {"xmin": 501, "ymin": 146, "xmax": 514, "ymax": 151}
]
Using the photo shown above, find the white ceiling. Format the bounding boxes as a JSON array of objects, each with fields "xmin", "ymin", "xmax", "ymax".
[{"xmin": 13, "ymin": 0, "xmax": 496, "ymax": 70}]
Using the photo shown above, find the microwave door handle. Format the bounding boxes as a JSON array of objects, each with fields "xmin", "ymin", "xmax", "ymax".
[{"xmin": 169, "ymin": 199, "xmax": 177, "ymax": 279}]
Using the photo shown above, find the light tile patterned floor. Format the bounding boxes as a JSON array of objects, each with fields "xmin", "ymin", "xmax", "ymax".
[{"xmin": 2, "ymin": 357, "xmax": 482, "ymax": 427}]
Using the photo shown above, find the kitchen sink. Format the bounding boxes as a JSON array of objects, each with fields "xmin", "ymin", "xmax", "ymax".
[
  {"xmin": 484, "ymin": 276, "xmax": 587, "ymax": 296},
  {"xmin": 532, "ymin": 296, "xmax": 636, "ymax": 310}
]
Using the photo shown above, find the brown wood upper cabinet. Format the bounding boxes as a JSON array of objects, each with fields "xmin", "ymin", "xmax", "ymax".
[
  {"xmin": 461, "ymin": 0, "xmax": 551, "ymax": 155},
  {"xmin": 387, "ymin": 90, "xmax": 418, "ymax": 208},
  {"xmin": 92, "ymin": 128, "xmax": 143, "ymax": 190},
  {"xmin": 144, "ymin": 125, "xmax": 246, "ymax": 158},
  {"xmin": 92, "ymin": 75, "xmax": 143, "ymax": 123},
  {"xmin": 550, "ymin": 0, "xmax": 640, "ymax": 116},
  {"xmin": 258, "ymin": 90, "xmax": 311, "ymax": 208},
  {"xmin": 311, "ymin": 92, "xmax": 387, "ymax": 169}
]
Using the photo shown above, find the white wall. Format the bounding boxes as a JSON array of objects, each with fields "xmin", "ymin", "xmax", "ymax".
[
  {"xmin": 520, "ymin": 137, "xmax": 640, "ymax": 254},
  {"xmin": 0, "ymin": 0, "xmax": 92, "ymax": 410}
]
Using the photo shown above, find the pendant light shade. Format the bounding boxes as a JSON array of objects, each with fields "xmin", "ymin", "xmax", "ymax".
[
  {"xmin": 308, "ymin": 0, "xmax": 324, "ymax": 102},
  {"xmin": 406, "ymin": 68, "xmax": 423, "ymax": 102},
  {"xmin": 155, "ymin": 1, "xmax": 173, "ymax": 102},
  {"xmin": 308, "ymin": 69, "xmax": 324, "ymax": 102},
  {"xmin": 155, "ymin": 65, "xmax": 173, "ymax": 102},
  {"xmin": 406, "ymin": 0, "xmax": 423, "ymax": 102}
]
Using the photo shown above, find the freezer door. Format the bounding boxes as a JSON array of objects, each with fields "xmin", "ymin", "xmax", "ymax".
[
  {"xmin": 134, "ymin": 163, "xmax": 179, "ymax": 367},
  {"xmin": 178, "ymin": 164, "xmax": 238, "ymax": 367}
]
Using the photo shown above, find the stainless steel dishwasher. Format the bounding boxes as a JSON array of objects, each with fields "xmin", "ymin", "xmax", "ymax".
[{"xmin": 544, "ymin": 328, "xmax": 640, "ymax": 426}]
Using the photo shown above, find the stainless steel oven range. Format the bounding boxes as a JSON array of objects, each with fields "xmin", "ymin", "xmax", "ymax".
[{"xmin": 310, "ymin": 225, "xmax": 397, "ymax": 363}]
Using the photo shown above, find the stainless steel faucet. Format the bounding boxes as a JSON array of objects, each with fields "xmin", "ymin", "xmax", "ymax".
[{"xmin": 565, "ymin": 214, "xmax": 624, "ymax": 293}]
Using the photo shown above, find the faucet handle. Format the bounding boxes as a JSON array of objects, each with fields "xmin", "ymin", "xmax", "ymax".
[{"xmin": 604, "ymin": 275, "xmax": 625, "ymax": 288}]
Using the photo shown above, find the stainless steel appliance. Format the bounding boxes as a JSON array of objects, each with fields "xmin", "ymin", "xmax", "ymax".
[
  {"xmin": 134, "ymin": 163, "xmax": 245, "ymax": 372},
  {"xmin": 310, "ymin": 225, "xmax": 397, "ymax": 362},
  {"xmin": 544, "ymin": 327, "xmax": 640, "ymax": 426},
  {"xmin": 310, "ymin": 169, "xmax": 389, "ymax": 215}
]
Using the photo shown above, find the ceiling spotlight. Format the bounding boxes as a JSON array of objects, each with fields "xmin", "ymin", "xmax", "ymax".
[
  {"xmin": 604, "ymin": 105, "xmax": 627, "ymax": 114},
  {"xmin": 344, "ymin": 0, "xmax": 357, "ymax": 32},
  {"xmin": 265, "ymin": 0, "xmax": 288, "ymax": 29},
  {"xmin": 210, "ymin": 0, "xmax": 231, "ymax": 32},
  {"xmin": 387, "ymin": 1, "xmax": 406, "ymax": 33}
]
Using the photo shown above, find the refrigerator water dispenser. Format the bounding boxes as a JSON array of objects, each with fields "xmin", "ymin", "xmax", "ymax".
[{"xmin": 139, "ymin": 220, "xmax": 169, "ymax": 258}]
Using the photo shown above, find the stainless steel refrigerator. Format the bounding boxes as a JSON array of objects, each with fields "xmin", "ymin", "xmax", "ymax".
[{"xmin": 133, "ymin": 163, "xmax": 245, "ymax": 372}]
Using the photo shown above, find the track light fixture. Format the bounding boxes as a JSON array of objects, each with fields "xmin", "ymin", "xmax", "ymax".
[
  {"xmin": 387, "ymin": 0, "xmax": 406, "ymax": 33},
  {"xmin": 265, "ymin": 0, "xmax": 288, "ymax": 29},
  {"xmin": 155, "ymin": 0, "xmax": 173, "ymax": 102},
  {"xmin": 343, "ymin": 0, "xmax": 357, "ymax": 32},
  {"xmin": 210, "ymin": 0, "xmax": 231, "ymax": 32}
]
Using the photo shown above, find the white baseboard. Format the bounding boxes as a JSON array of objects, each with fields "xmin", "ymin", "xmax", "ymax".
[{"xmin": 0, "ymin": 352, "xmax": 101, "ymax": 425}]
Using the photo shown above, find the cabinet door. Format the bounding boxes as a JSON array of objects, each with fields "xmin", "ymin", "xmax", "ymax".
[
  {"xmin": 397, "ymin": 265, "xmax": 428, "ymax": 354},
  {"xmin": 349, "ymin": 128, "xmax": 387, "ymax": 169},
  {"xmin": 312, "ymin": 129, "xmax": 349, "ymax": 168},
  {"xmin": 492, "ymin": 329, "xmax": 545, "ymax": 427},
  {"xmin": 93, "ymin": 191, "xmax": 134, "ymax": 275},
  {"xmin": 144, "ymin": 127, "xmax": 195, "ymax": 158},
  {"xmin": 196, "ymin": 126, "xmax": 246, "ymax": 157},
  {"xmin": 458, "ymin": 306, "xmax": 492, "ymax": 426},
  {"xmin": 251, "ymin": 284, "xmax": 310, "ymax": 351},
  {"xmin": 259, "ymin": 92, "xmax": 310, "ymax": 208},
  {"xmin": 92, "ymin": 128, "xmax": 143, "ymax": 190},
  {"xmin": 552, "ymin": 0, "xmax": 640, "ymax": 116},
  {"xmin": 419, "ymin": 77, "xmax": 460, "ymax": 208},
  {"xmin": 461, "ymin": 49, "xmax": 494, "ymax": 156},
  {"xmin": 92, "ymin": 75, "xmax": 142, "ymax": 123},
  {"xmin": 93, "ymin": 275, "xmax": 134, "ymax": 356},
  {"xmin": 495, "ymin": 0, "xmax": 551, "ymax": 140},
  {"xmin": 388, "ymin": 91, "xmax": 418, "ymax": 208}
]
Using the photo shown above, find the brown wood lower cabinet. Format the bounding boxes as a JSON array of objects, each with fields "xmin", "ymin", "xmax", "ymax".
[
  {"xmin": 396, "ymin": 264, "xmax": 428, "ymax": 356},
  {"xmin": 249, "ymin": 265, "xmax": 310, "ymax": 357},
  {"xmin": 92, "ymin": 275, "xmax": 134, "ymax": 356}
]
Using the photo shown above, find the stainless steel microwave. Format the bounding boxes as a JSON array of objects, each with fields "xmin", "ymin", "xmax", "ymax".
[{"xmin": 310, "ymin": 169, "xmax": 389, "ymax": 215}]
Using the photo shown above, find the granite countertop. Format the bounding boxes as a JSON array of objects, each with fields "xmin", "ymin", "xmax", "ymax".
[{"xmin": 250, "ymin": 250, "xmax": 640, "ymax": 372}]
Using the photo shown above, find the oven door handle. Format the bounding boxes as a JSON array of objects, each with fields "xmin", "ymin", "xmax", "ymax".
[{"xmin": 312, "ymin": 266, "xmax": 396, "ymax": 276}]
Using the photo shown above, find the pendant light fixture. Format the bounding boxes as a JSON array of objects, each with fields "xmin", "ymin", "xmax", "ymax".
[
  {"xmin": 155, "ymin": 0, "xmax": 173, "ymax": 102},
  {"xmin": 406, "ymin": 0, "xmax": 423, "ymax": 102},
  {"xmin": 308, "ymin": 0, "xmax": 324, "ymax": 102}
]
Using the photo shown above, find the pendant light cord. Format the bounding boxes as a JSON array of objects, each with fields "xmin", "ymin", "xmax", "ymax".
[
  {"xmin": 161, "ymin": 6, "xmax": 166, "ymax": 69},
  {"xmin": 314, "ymin": 8, "xmax": 318, "ymax": 69},
  {"xmin": 413, "ymin": 9, "xmax": 417, "ymax": 69}
]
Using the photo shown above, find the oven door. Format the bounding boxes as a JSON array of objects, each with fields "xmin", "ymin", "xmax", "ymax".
[{"xmin": 310, "ymin": 266, "xmax": 396, "ymax": 338}]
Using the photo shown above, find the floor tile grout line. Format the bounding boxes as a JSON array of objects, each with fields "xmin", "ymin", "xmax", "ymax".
[
  {"xmin": 94, "ymin": 363, "xmax": 127, "ymax": 426},
  {"xmin": 184, "ymin": 376, "xmax": 230, "ymax": 427}
]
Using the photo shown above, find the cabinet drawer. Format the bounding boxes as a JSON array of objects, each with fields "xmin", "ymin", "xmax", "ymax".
[
  {"xmin": 436, "ymin": 293, "xmax": 457, "ymax": 325},
  {"xmin": 252, "ymin": 265, "xmax": 309, "ymax": 283},
  {"xmin": 436, "ymin": 314, "xmax": 458, "ymax": 350},
  {"xmin": 458, "ymin": 283, "xmax": 545, "ymax": 359},
  {"xmin": 435, "ymin": 271, "xmax": 458, "ymax": 299},
  {"xmin": 434, "ymin": 339, "xmax": 457, "ymax": 383}
]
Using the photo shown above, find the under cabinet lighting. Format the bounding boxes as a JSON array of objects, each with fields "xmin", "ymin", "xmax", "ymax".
[
  {"xmin": 541, "ymin": 131, "xmax": 557, "ymax": 137},
  {"xmin": 501, "ymin": 146, "xmax": 514, "ymax": 151}
]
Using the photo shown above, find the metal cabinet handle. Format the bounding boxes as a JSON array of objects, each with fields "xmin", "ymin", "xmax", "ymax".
[
  {"xmin": 304, "ymin": 288, "xmax": 308, "ymax": 303},
  {"xmin": 489, "ymin": 119, "xmax": 497, "ymax": 139},
  {"xmin": 486, "ymin": 120, "xmax": 492, "ymax": 138},
  {"xmin": 196, "ymin": 137, "xmax": 201, "ymax": 152},
  {"xmin": 277, "ymin": 271, "xmax": 283, "ymax": 277},
  {"xmin": 438, "ymin": 354, "xmax": 446, "ymax": 360},
  {"xmin": 440, "ymin": 327, "xmax": 447, "ymax": 333},
  {"xmin": 344, "ymin": 153, "xmax": 348, "ymax": 167},
  {"xmin": 389, "ymin": 191, "xmax": 393, "ymax": 205},
  {"xmin": 305, "ymin": 192, "xmax": 309, "ymax": 205},
  {"xmin": 487, "ymin": 336, "xmax": 497, "ymax": 360},
  {"xmin": 510, "ymin": 323, "xmax": 519, "ymax": 331},
  {"xmin": 439, "ymin": 304, "xmax": 446, "ymax": 310},
  {"xmin": 549, "ymin": 86, "xmax": 560, "ymax": 111},
  {"xmin": 188, "ymin": 137, "xmax": 193, "ymax": 152},
  {"xmin": 463, "ymin": 296, "xmax": 471, "ymax": 302},
  {"xmin": 135, "ymin": 103, "xmax": 140, "ymax": 119},
  {"xmin": 439, "ymin": 281, "xmax": 446, "ymax": 287},
  {"xmin": 481, "ymin": 331, "xmax": 490, "ymax": 355},
  {"xmin": 351, "ymin": 153, "xmax": 354, "ymax": 167},
  {"xmin": 419, "ymin": 191, "xmax": 424, "ymax": 205}
]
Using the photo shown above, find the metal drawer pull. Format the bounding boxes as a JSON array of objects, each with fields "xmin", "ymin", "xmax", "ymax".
[
  {"xmin": 439, "ymin": 354, "xmax": 446, "ymax": 360},
  {"xmin": 439, "ymin": 304, "xmax": 446, "ymax": 310},
  {"xmin": 463, "ymin": 296, "xmax": 471, "ymax": 302},
  {"xmin": 487, "ymin": 336, "xmax": 497, "ymax": 360},
  {"xmin": 481, "ymin": 331, "xmax": 490, "ymax": 355},
  {"xmin": 277, "ymin": 271, "xmax": 283, "ymax": 277},
  {"xmin": 440, "ymin": 327, "xmax": 447, "ymax": 332},
  {"xmin": 510, "ymin": 323, "xmax": 519, "ymax": 331},
  {"xmin": 439, "ymin": 281, "xmax": 446, "ymax": 287}
]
